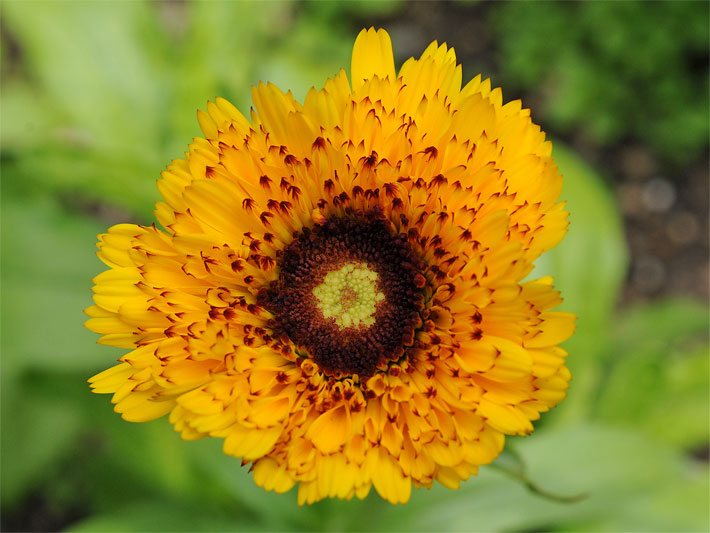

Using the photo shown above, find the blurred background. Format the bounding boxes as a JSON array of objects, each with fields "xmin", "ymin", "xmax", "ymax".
[{"xmin": 1, "ymin": 1, "xmax": 708, "ymax": 531}]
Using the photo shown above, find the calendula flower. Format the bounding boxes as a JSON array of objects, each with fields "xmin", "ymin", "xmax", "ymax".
[{"xmin": 87, "ymin": 28, "xmax": 574, "ymax": 504}]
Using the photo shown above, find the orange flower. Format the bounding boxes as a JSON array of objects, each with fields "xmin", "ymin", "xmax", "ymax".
[{"xmin": 87, "ymin": 28, "xmax": 574, "ymax": 504}]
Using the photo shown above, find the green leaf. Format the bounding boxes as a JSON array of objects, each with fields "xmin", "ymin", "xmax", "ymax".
[
  {"xmin": 0, "ymin": 184, "xmax": 112, "ymax": 373},
  {"xmin": 490, "ymin": 447, "xmax": 587, "ymax": 504},
  {"xmin": 1, "ymin": 1, "xmax": 169, "ymax": 215},
  {"xmin": 0, "ymin": 191, "xmax": 102, "ymax": 507},
  {"xmin": 68, "ymin": 501, "xmax": 260, "ymax": 532},
  {"xmin": 595, "ymin": 299, "xmax": 709, "ymax": 448},
  {"xmin": 588, "ymin": 470, "xmax": 710, "ymax": 532},
  {"xmin": 608, "ymin": 299, "xmax": 708, "ymax": 357},
  {"xmin": 0, "ymin": 374, "xmax": 83, "ymax": 507},
  {"xmin": 5, "ymin": 148, "xmax": 160, "ymax": 217},
  {"xmin": 0, "ymin": 79, "xmax": 60, "ymax": 152},
  {"xmin": 2, "ymin": 1, "xmax": 167, "ymax": 152}
]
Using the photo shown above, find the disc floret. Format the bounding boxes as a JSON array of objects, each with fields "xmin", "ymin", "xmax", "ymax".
[{"xmin": 313, "ymin": 263, "xmax": 384, "ymax": 329}]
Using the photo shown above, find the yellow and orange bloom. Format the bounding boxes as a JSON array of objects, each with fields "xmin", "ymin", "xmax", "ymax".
[{"xmin": 87, "ymin": 28, "xmax": 574, "ymax": 504}]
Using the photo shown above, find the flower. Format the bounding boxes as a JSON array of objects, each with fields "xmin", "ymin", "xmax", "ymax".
[{"xmin": 87, "ymin": 28, "xmax": 575, "ymax": 505}]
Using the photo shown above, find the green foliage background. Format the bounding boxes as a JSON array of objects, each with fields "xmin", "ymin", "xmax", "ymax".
[{"xmin": 1, "ymin": 1, "xmax": 708, "ymax": 531}]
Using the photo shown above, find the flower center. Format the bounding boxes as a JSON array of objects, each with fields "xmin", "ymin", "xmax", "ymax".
[
  {"xmin": 257, "ymin": 211, "xmax": 428, "ymax": 377},
  {"xmin": 313, "ymin": 263, "xmax": 385, "ymax": 329}
]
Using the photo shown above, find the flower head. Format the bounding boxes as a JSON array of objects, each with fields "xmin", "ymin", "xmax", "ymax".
[{"xmin": 87, "ymin": 28, "xmax": 574, "ymax": 504}]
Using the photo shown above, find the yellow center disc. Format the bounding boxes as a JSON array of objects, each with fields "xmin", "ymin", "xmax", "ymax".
[{"xmin": 313, "ymin": 262, "xmax": 385, "ymax": 329}]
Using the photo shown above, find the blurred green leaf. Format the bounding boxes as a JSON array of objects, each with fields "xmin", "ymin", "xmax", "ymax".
[
  {"xmin": 68, "ymin": 501, "xmax": 259, "ymax": 532},
  {"xmin": 0, "ymin": 79, "xmax": 60, "ymax": 152},
  {"xmin": 1, "ymin": 1, "xmax": 169, "ymax": 216},
  {"xmin": 608, "ymin": 299, "xmax": 708, "ymax": 358},
  {"xmin": 490, "ymin": 447, "xmax": 587, "ymax": 504},
  {"xmin": 7, "ymin": 150, "xmax": 159, "ymax": 218},
  {"xmin": 0, "ymin": 180, "xmax": 115, "ymax": 508},
  {"xmin": 1, "ymin": 1, "xmax": 166, "ymax": 153},
  {"xmin": 599, "ymin": 471, "xmax": 710, "ymax": 532},
  {"xmin": 595, "ymin": 300, "xmax": 709, "ymax": 448},
  {"xmin": 2, "ymin": 368, "xmax": 261, "ymax": 521},
  {"xmin": 299, "ymin": 0, "xmax": 405, "ymax": 27},
  {"xmin": 0, "ymin": 182, "xmax": 109, "ymax": 373},
  {"xmin": 518, "ymin": 424, "xmax": 708, "ymax": 532},
  {"xmin": 531, "ymin": 144, "xmax": 628, "ymax": 422},
  {"xmin": 0, "ymin": 377, "xmax": 83, "ymax": 507}
]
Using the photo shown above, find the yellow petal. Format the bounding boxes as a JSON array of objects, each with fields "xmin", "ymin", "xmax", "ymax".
[
  {"xmin": 247, "ymin": 395, "xmax": 291, "ymax": 427},
  {"xmin": 477, "ymin": 398, "xmax": 533, "ymax": 435},
  {"xmin": 306, "ymin": 405, "xmax": 351, "ymax": 454},
  {"xmin": 351, "ymin": 28, "xmax": 395, "ymax": 90},
  {"xmin": 251, "ymin": 82, "xmax": 300, "ymax": 144},
  {"xmin": 223, "ymin": 424, "xmax": 282, "ymax": 460},
  {"xmin": 482, "ymin": 336, "xmax": 534, "ymax": 382},
  {"xmin": 121, "ymin": 399, "xmax": 175, "ymax": 422},
  {"xmin": 253, "ymin": 457, "xmax": 296, "ymax": 493},
  {"xmin": 196, "ymin": 108, "xmax": 218, "ymax": 139},
  {"xmin": 463, "ymin": 425, "xmax": 505, "ymax": 465},
  {"xmin": 397, "ymin": 40, "xmax": 461, "ymax": 111},
  {"xmin": 88, "ymin": 362, "xmax": 133, "ymax": 393},
  {"xmin": 368, "ymin": 447, "xmax": 411, "ymax": 504},
  {"xmin": 524, "ymin": 312, "xmax": 576, "ymax": 348}
]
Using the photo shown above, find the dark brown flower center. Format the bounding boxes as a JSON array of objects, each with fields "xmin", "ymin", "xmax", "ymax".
[{"xmin": 258, "ymin": 211, "xmax": 427, "ymax": 377}]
